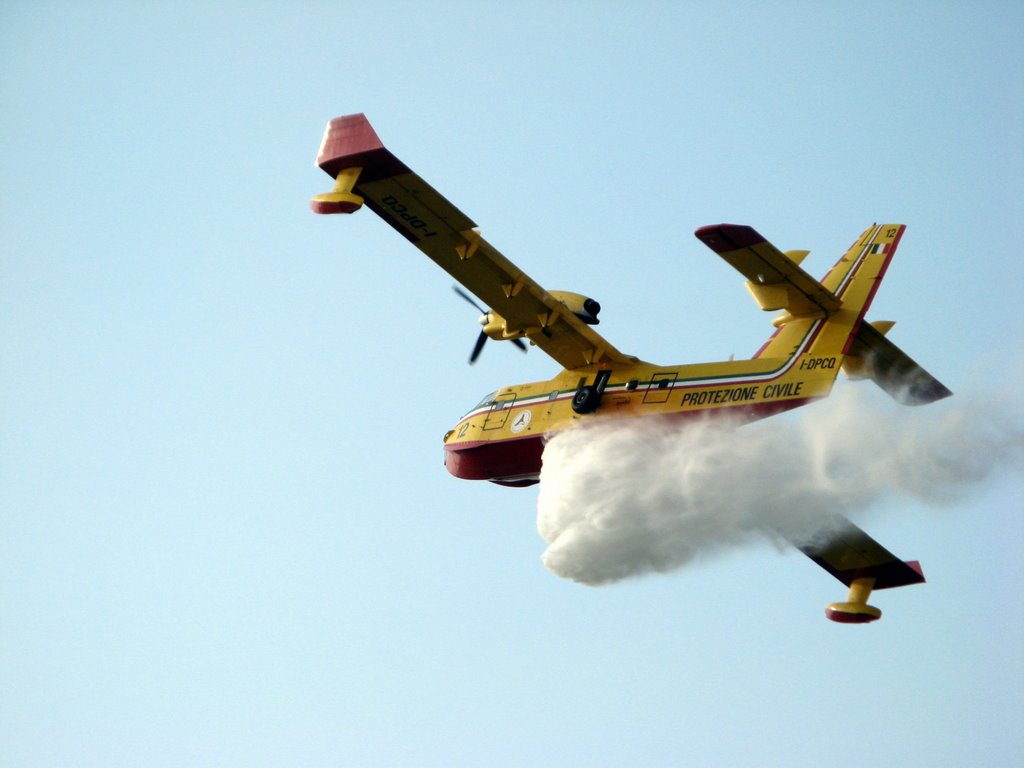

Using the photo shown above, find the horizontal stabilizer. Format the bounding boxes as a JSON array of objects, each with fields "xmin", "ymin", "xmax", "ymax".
[
  {"xmin": 845, "ymin": 322, "xmax": 952, "ymax": 405},
  {"xmin": 695, "ymin": 224, "xmax": 841, "ymax": 318}
]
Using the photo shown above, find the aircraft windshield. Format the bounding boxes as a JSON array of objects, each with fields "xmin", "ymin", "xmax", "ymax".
[{"xmin": 474, "ymin": 391, "xmax": 497, "ymax": 409}]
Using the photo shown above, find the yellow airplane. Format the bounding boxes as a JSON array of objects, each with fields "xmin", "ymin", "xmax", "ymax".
[{"xmin": 311, "ymin": 113, "xmax": 952, "ymax": 624}]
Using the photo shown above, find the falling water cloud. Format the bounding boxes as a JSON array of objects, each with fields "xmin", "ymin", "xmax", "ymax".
[{"xmin": 536, "ymin": 385, "xmax": 1023, "ymax": 586}]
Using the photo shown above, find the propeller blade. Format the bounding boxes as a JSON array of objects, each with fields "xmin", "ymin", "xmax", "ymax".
[
  {"xmin": 454, "ymin": 284, "xmax": 526, "ymax": 364},
  {"xmin": 453, "ymin": 285, "xmax": 487, "ymax": 315},
  {"xmin": 469, "ymin": 330, "xmax": 488, "ymax": 365}
]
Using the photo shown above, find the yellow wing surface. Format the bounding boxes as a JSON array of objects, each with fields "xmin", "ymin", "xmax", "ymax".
[{"xmin": 312, "ymin": 113, "xmax": 636, "ymax": 370}]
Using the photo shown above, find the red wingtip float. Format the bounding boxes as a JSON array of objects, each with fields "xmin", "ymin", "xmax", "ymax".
[{"xmin": 312, "ymin": 113, "xmax": 951, "ymax": 623}]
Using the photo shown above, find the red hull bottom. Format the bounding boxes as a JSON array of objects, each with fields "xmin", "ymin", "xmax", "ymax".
[{"xmin": 445, "ymin": 435, "xmax": 545, "ymax": 486}]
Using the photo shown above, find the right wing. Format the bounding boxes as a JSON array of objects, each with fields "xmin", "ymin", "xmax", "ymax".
[{"xmin": 312, "ymin": 114, "xmax": 636, "ymax": 370}]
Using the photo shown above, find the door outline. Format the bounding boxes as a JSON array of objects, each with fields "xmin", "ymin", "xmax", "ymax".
[
  {"xmin": 643, "ymin": 372, "xmax": 677, "ymax": 404},
  {"xmin": 483, "ymin": 392, "xmax": 517, "ymax": 430}
]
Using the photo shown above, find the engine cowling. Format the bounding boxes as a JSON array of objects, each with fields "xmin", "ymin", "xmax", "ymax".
[
  {"xmin": 478, "ymin": 291, "xmax": 602, "ymax": 342},
  {"xmin": 548, "ymin": 291, "xmax": 601, "ymax": 325}
]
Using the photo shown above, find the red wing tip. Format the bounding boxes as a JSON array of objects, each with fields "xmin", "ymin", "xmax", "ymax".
[
  {"xmin": 694, "ymin": 224, "xmax": 765, "ymax": 252},
  {"xmin": 329, "ymin": 111, "xmax": 368, "ymax": 124},
  {"xmin": 316, "ymin": 113, "xmax": 385, "ymax": 171}
]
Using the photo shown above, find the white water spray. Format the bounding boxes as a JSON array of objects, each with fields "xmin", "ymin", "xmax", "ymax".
[{"xmin": 536, "ymin": 386, "xmax": 1022, "ymax": 585}]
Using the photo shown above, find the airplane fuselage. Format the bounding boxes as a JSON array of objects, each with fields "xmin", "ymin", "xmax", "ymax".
[{"xmin": 443, "ymin": 350, "xmax": 839, "ymax": 486}]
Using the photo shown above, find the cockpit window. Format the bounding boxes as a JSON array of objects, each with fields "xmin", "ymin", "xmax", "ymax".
[{"xmin": 474, "ymin": 391, "xmax": 497, "ymax": 409}]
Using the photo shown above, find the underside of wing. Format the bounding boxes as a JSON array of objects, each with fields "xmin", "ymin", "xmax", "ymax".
[
  {"xmin": 313, "ymin": 114, "xmax": 636, "ymax": 370},
  {"xmin": 798, "ymin": 513, "xmax": 925, "ymax": 590},
  {"xmin": 845, "ymin": 322, "xmax": 953, "ymax": 405}
]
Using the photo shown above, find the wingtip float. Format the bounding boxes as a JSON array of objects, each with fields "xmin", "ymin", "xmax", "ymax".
[
  {"xmin": 824, "ymin": 563, "xmax": 925, "ymax": 624},
  {"xmin": 311, "ymin": 113, "xmax": 952, "ymax": 623}
]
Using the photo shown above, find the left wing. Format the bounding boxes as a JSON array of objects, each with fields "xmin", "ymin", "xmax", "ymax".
[
  {"xmin": 312, "ymin": 114, "xmax": 636, "ymax": 370},
  {"xmin": 792, "ymin": 513, "xmax": 926, "ymax": 622},
  {"xmin": 798, "ymin": 513, "xmax": 926, "ymax": 589}
]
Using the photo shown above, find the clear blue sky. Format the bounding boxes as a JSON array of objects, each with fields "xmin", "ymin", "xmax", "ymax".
[{"xmin": 2, "ymin": 2, "xmax": 1022, "ymax": 766}]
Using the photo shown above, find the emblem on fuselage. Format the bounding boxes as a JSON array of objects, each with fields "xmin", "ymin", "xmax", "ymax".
[{"xmin": 509, "ymin": 409, "xmax": 532, "ymax": 434}]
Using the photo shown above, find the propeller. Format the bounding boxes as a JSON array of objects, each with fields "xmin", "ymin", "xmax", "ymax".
[{"xmin": 453, "ymin": 286, "xmax": 528, "ymax": 364}]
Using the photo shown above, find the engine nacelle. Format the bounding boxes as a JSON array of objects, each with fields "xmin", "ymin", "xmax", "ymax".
[
  {"xmin": 478, "ymin": 291, "xmax": 602, "ymax": 341},
  {"xmin": 549, "ymin": 291, "xmax": 601, "ymax": 325},
  {"xmin": 480, "ymin": 312, "xmax": 524, "ymax": 341}
]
